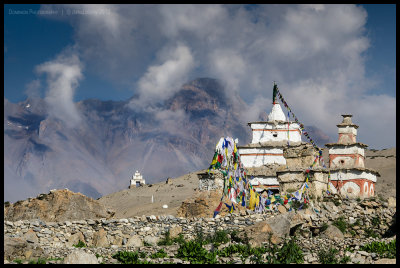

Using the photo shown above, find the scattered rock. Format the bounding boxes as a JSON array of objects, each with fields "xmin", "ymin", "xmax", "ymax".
[
  {"xmin": 374, "ymin": 258, "xmax": 396, "ymax": 264},
  {"xmin": 63, "ymin": 250, "xmax": 99, "ymax": 264}
]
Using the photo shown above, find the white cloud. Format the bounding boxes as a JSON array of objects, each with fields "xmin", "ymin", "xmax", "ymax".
[
  {"xmin": 130, "ymin": 43, "xmax": 195, "ymax": 111},
  {"xmin": 39, "ymin": 4, "xmax": 395, "ymax": 149},
  {"xmin": 35, "ymin": 48, "xmax": 83, "ymax": 128}
]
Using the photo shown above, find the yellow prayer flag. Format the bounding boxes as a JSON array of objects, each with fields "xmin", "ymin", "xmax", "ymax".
[{"xmin": 249, "ymin": 189, "xmax": 256, "ymax": 210}]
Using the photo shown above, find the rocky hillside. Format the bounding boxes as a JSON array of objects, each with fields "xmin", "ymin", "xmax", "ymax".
[
  {"xmin": 3, "ymin": 189, "xmax": 114, "ymax": 222},
  {"xmin": 4, "ymin": 195, "xmax": 396, "ymax": 264}
]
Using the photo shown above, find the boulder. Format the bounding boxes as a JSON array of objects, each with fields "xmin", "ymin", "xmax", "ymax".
[
  {"xmin": 4, "ymin": 236, "xmax": 45, "ymax": 261},
  {"xmin": 242, "ymin": 212, "xmax": 302, "ymax": 246},
  {"xmin": 143, "ymin": 235, "xmax": 160, "ymax": 246},
  {"xmin": 92, "ymin": 228, "xmax": 109, "ymax": 247},
  {"xmin": 63, "ymin": 250, "xmax": 99, "ymax": 264},
  {"xmin": 169, "ymin": 225, "xmax": 183, "ymax": 239},
  {"xmin": 126, "ymin": 235, "xmax": 143, "ymax": 247},
  {"xmin": 23, "ymin": 229, "xmax": 39, "ymax": 244},
  {"xmin": 66, "ymin": 231, "xmax": 85, "ymax": 247},
  {"xmin": 321, "ymin": 224, "xmax": 344, "ymax": 240}
]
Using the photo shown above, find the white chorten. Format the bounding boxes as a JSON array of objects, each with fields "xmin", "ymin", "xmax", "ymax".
[{"xmin": 130, "ymin": 170, "xmax": 146, "ymax": 188}]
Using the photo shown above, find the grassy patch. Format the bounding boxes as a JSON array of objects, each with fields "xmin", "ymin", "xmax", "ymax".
[
  {"xmin": 72, "ymin": 240, "xmax": 86, "ymax": 248},
  {"xmin": 318, "ymin": 247, "xmax": 349, "ymax": 264},
  {"xmin": 332, "ymin": 216, "xmax": 347, "ymax": 233},
  {"xmin": 360, "ymin": 240, "xmax": 396, "ymax": 259},
  {"xmin": 176, "ymin": 240, "xmax": 217, "ymax": 264},
  {"xmin": 149, "ymin": 249, "xmax": 168, "ymax": 259},
  {"xmin": 112, "ymin": 251, "xmax": 153, "ymax": 264},
  {"xmin": 364, "ymin": 228, "xmax": 380, "ymax": 238}
]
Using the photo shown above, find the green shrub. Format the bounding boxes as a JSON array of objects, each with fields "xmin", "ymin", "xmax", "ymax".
[
  {"xmin": 207, "ymin": 230, "xmax": 230, "ymax": 247},
  {"xmin": 143, "ymin": 241, "xmax": 152, "ymax": 247},
  {"xmin": 150, "ymin": 249, "xmax": 168, "ymax": 259},
  {"xmin": 332, "ymin": 216, "xmax": 347, "ymax": 233},
  {"xmin": 320, "ymin": 222, "xmax": 329, "ymax": 233},
  {"xmin": 230, "ymin": 230, "xmax": 250, "ymax": 245},
  {"xmin": 173, "ymin": 234, "xmax": 186, "ymax": 245},
  {"xmin": 28, "ymin": 258, "xmax": 47, "ymax": 264},
  {"xmin": 318, "ymin": 247, "xmax": 339, "ymax": 264},
  {"xmin": 364, "ymin": 228, "xmax": 380, "ymax": 238},
  {"xmin": 371, "ymin": 216, "xmax": 380, "ymax": 227},
  {"xmin": 112, "ymin": 251, "xmax": 152, "ymax": 264},
  {"xmin": 176, "ymin": 240, "xmax": 217, "ymax": 264},
  {"xmin": 360, "ymin": 240, "xmax": 396, "ymax": 258},
  {"xmin": 275, "ymin": 236, "xmax": 304, "ymax": 264},
  {"xmin": 157, "ymin": 231, "xmax": 173, "ymax": 246},
  {"xmin": 158, "ymin": 231, "xmax": 186, "ymax": 246},
  {"xmin": 72, "ymin": 240, "xmax": 86, "ymax": 248}
]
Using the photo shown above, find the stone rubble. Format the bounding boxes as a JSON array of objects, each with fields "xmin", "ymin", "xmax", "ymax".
[{"xmin": 3, "ymin": 197, "xmax": 396, "ymax": 264}]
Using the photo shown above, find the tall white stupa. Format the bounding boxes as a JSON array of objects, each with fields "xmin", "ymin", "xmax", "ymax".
[{"xmin": 238, "ymin": 83, "xmax": 306, "ymax": 192}]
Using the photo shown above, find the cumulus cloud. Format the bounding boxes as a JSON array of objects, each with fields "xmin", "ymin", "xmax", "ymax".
[
  {"xmin": 130, "ymin": 43, "xmax": 195, "ymax": 111},
  {"xmin": 35, "ymin": 48, "xmax": 83, "ymax": 128},
  {"xmin": 39, "ymin": 4, "xmax": 395, "ymax": 149}
]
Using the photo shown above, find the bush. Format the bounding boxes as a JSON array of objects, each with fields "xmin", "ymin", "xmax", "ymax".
[
  {"xmin": 176, "ymin": 240, "xmax": 217, "ymax": 264},
  {"xmin": 207, "ymin": 230, "xmax": 230, "ymax": 247},
  {"xmin": 360, "ymin": 240, "xmax": 396, "ymax": 258},
  {"xmin": 320, "ymin": 222, "xmax": 329, "ymax": 233},
  {"xmin": 230, "ymin": 230, "xmax": 250, "ymax": 245},
  {"xmin": 28, "ymin": 258, "xmax": 47, "ymax": 264},
  {"xmin": 332, "ymin": 216, "xmax": 347, "ymax": 233},
  {"xmin": 158, "ymin": 231, "xmax": 186, "ymax": 246},
  {"xmin": 112, "ymin": 251, "xmax": 152, "ymax": 264},
  {"xmin": 318, "ymin": 247, "xmax": 350, "ymax": 264},
  {"xmin": 275, "ymin": 236, "xmax": 304, "ymax": 264},
  {"xmin": 364, "ymin": 228, "xmax": 380, "ymax": 238},
  {"xmin": 150, "ymin": 249, "xmax": 168, "ymax": 259},
  {"xmin": 371, "ymin": 216, "xmax": 380, "ymax": 227},
  {"xmin": 157, "ymin": 231, "xmax": 173, "ymax": 246},
  {"xmin": 72, "ymin": 240, "xmax": 86, "ymax": 248},
  {"xmin": 318, "ymin": 247, "xmax": 339, "ymax": 264}
]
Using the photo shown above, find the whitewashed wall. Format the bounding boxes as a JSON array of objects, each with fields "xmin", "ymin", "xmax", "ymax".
[
  {"xmin": 249, "ymin": 123, "xmax": 302, "ymax": 144},
  {"xmin": 239, "ymin": 148, "xmax": 286, "ymax": 167}
]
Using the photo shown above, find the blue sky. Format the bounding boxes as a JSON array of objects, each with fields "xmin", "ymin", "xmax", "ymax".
[{"xmin": 3, "ymin": 4, "xmax": 396, "ymax": 149}]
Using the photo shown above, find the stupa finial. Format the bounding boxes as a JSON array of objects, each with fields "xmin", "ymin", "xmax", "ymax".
[{"xmin": 272, "ymin": 82, "xmax": 278, "ymax": 104}]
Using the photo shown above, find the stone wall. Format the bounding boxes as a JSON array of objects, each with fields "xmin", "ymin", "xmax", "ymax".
[
  {"xmin": 3, "ymin": 197, "xmax": 396, "ymax": 264},
  {"xmin": 198, "ymin": 171, "xmax": 224, "ymax": 191}
]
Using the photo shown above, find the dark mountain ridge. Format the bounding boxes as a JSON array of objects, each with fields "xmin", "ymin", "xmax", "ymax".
[{"xmin": 4, "ymin": 77, "xmax": 330, "ymax": 203}]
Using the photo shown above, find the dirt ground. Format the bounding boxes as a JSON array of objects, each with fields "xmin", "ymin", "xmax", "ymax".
[{"xmin": 98, "ymin": 148, "xmax": 396, "ymax": 218}]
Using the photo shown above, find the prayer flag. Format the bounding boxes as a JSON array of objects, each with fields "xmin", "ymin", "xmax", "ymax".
[{"xmin": 213, "ymin": 202, "xmax": 223, "ymax": 218}]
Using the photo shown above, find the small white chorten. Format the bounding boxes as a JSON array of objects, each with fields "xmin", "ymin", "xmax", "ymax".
[{"xmin": 130, "ymin": 170, "xmax": 146, "ymax": 188}]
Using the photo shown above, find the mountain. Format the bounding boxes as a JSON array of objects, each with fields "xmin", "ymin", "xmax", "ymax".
[
  {"xmin": 4, "ymin": 78, "xmax": 251, "ymax": 202},
  {"xmin": 4, "ymin": 77, "xmax": 332, "ymax": 203}
]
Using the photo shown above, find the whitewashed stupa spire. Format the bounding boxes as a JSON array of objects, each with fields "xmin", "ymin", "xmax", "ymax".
[{"xmin": 268, "ymin": 103, "xmax": 287, "ymax": 122}]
